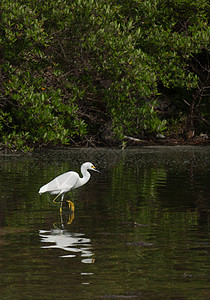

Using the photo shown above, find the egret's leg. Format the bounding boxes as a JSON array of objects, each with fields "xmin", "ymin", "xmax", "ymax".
[
  {"xmin": 60, "ymin": 194, "xmax": 64, "ymax": 214},
  {"xmin": 66, "ymin": 200, "xmax": 75, "ymax": 212},
  {"xmin": 60, "ymin": 202, "xmax": 63, "ymax": 214},
  {"xmin": 52, "ymin": 191, "xmax": 62, "ymax": 204}
]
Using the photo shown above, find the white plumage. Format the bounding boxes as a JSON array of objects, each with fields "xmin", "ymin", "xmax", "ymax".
[{"xmin": 39, "ymin": 171, "xmax": 79, "ymax": 195}]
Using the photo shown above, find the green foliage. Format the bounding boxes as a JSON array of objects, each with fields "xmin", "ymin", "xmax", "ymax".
[
  {"xmin": 72, "ymin": 0, "xmax": 209, "ymax": 138},
  {"xmin": 0, "ymin": 0, "xmax": 209, "ymax": 150},
  {"xmin": 0, "ymin": 0, "xmax": 87, "ymax": 150},
  {"xmin": 0, "ymin": 61, "xmax": 87, "ymax": 150}
]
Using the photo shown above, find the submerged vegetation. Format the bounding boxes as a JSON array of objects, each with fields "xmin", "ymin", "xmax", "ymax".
[{"xmin": 0, "ymin": 0, "xmax": 209, "ymax": 151}]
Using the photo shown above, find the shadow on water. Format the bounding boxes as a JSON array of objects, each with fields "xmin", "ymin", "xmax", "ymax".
[{"xmin": 0, "ymin": 146, "xmax": 209, "ymax": 299}]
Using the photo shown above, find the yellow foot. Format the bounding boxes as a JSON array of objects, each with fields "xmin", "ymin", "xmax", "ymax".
[
  {"xmin": 53, "ymin": 199, "xmax": 62, "ymax": 204},
  {"xmin": 67, "ymin": 212, "xmax": 75, "ymax": 225},
  {"xmin": 66, "ymin": 200, "xmax": 75, "ymax": 212}
]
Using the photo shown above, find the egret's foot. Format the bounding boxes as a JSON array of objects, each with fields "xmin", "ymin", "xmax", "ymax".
[
  {"xmin": 53, "ymin": 199, "xmax": 62, "ymax": 204},
  {"xmin": 66, "ymin": 200, "xmax": 75, "ymax": 212},
  {"xmin": 67, "ymin": 212, "xmax": 75, "ymax": 225},
  {"xmin": 52, "ymin": 192, "xmax": 63, "ymax": 204}
]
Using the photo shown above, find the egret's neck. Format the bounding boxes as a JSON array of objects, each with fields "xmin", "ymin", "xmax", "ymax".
[{"xmin": 77, "ymin": 165, "xmax": 91, "ymax": 187}]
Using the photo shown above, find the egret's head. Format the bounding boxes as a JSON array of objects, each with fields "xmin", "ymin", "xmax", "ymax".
[
  {"xmin": 83, "ymin": 162, "xmax": 100, "ymax": 173},
  {"xmin": 90, "ymin": 164, "xmax": 100, "ymax": 173}
]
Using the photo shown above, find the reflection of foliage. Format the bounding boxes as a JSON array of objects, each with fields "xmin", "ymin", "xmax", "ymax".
[
  {"xmin": 90, "ymin": 149, "xmax": 210, "ymax": 236},
  {"xmin": 110, "ymin": 160, "xmax": 167, "ymax": 209},
  {"xmin": 139, "ymin": 168, "xmax": 167, "ymax": 200}
]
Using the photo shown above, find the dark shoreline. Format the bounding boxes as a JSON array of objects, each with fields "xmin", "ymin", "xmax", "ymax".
[{"xmin": 0, "ymin": 136, "xmax": 209, "ymax": 156}]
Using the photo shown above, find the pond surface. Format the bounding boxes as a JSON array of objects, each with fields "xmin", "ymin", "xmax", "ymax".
[{"xmin": 0, "ymin": 146, "xmax": 209, "ymax": 299}]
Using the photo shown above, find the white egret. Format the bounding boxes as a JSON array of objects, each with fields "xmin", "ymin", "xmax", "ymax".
[{"xmin": 39, "ymin": 162, "xmax": 99, "ymax": 212}]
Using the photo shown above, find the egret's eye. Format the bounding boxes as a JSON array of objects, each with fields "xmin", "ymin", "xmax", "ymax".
[{"xmin": 91, "ymin": 165, "xmax": 95, "ymax": 169}]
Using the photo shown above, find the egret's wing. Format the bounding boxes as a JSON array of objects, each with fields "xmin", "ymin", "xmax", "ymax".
[{"xmin": 39, "ymin": 171, "xmax": 79, "ymax": 194}]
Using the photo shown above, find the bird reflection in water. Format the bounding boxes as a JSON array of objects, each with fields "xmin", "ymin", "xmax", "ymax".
[{"xmin": 39, "ymin": 210, "xmax": 95, "ymax": 263}]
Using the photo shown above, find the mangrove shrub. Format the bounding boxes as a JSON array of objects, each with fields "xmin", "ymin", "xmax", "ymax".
[{"xmin": 0, "ymin": 0, "xmax": 209, "ymax": 150}]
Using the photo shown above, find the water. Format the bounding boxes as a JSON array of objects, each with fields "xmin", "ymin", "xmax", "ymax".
[{"xmin": 0, "ymin": 146, "xmax": 209, "ymax": 299}]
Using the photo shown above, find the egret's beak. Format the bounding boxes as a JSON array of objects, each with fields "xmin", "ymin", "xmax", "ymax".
[{"xmin": 92, "ymin": 166, "xmax": 100, "ymax": 173}]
